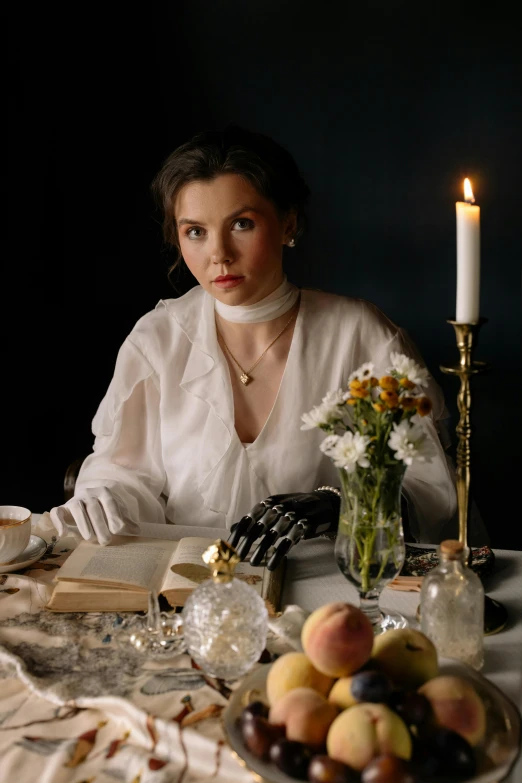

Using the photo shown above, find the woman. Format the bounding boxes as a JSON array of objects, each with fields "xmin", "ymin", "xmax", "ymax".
[{"xmin": 50, "ymin": 126, "xmax": 458, "ymax": 556}]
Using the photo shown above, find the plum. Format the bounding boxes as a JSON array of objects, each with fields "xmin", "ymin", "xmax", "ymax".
[
  {"xmin": 269, "ymin": 738, "xmax": 312, "ymax": 779},
  {"xmin": 308, "ymin": 754, "xmax": 357, "ymax": 782}
]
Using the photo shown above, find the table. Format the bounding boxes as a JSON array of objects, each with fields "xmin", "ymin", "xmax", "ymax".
[
  {"xmin": 0, "ymin": 517, "xmax": 520, "ymax": 782},
  {"xmin": 284, "ymin": 537, "xmax": 522, "ymax": 782},
  {"xmin": 284, "ymin": 538, "xmax": 522, "ymax": 709}
]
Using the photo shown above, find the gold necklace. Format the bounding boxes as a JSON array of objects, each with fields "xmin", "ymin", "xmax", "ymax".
[{"xmin": 216, "ymin": 307, "xmax": 298, "ymax": 385}]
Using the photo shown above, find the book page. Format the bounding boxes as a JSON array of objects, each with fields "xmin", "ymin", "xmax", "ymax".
[
  {"xmin": 56, "ymin": 536, "xmax": 179, "ymax": 592},
  {"xmin": 163, "ymin": 537, "xmax": 265, "ymax": 596},
  {"xmin": 46, "ymin": 581, "xmax": 149, "ymax": 612},
  {"xmin": 169, "ymin": 537, "xmax": 216, "ymax": 581}
]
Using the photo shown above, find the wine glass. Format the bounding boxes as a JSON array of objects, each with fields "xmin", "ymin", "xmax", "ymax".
[{"xmin": 114, "ymin": 591, "xmax": 185, "ymax": 659}]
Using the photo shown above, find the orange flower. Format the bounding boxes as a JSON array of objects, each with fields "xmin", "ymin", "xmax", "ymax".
[
  {"xmin": 361, "ymin": 379, "xmax": 370, "ymax": 389},
  {"xmin": 351, "ymin": 387, "xmax": 370, "ymax": 399},
  {"xmin": 400, "ymin": 396, "xmax": 417, "ymax": 411},
  {"xmin": 380, "ymin": 390, "xmax": 399, "ymax": 408},
  {"xmin": 373, "ymin": 402, "xmax": 386, "ymax": 413},
  {"xmin": 415, "ymin": 396, "xmax": 432, "ymax": 416},
  {"xmin": 349, "ymin": 379, "xmax": 362, "ymax": 390},
  {"xmin": 400, "ymin": 377, "xmax": 415, "ymax": 390},
  {"xmin": 379, "ymin": 376, "xmax": 399, "ymax": 391},
  {"xmin": 370, "ymin": 377, "xmax": 379, "ymax": 387},
  {"xmin": 346, "ymin": 398, "xmax": 358, "ymax": 406}
]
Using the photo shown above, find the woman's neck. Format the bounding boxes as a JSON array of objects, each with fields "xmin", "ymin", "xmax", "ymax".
[
  {"xmin": 214, "ymin": 276, "xmax": 298, "ymax": 324},
  {"xmin": 215, "ymin": 296, "xmax": 300, "ymax": 354}
]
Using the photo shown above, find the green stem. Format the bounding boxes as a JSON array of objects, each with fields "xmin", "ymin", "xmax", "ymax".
[{"xmin": 337, "ymin": 466, "xmax": 405, "ymax": 595}]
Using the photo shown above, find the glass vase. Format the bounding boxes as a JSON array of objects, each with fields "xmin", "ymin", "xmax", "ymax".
[{"xmin": 334, "ymin": 466, "xmax": 407, "ymax": 635}]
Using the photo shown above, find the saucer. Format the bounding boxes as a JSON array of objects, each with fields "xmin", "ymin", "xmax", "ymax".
[{"xmin": 0, "ymin": 535, "xmax": 48, "ymax": 574}]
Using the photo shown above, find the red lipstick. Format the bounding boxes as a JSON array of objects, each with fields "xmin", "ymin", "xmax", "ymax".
[{"xmin": 213, "ymin": 275, "xmax": 244, "ymax": 289}]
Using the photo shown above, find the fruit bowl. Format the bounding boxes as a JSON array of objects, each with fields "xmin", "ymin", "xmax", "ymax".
[{"xmin": 223, "ymin": 659, "xmax": 521, "ymax": 783}]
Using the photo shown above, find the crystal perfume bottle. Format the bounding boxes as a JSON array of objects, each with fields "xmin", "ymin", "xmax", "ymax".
[
  {"xmin": 182, "ymin": 539, "xmax": 268, "ymax": 680},
  {"xmin": 420, "ymin": 539, "xmax": 484, "ymax": 670}
]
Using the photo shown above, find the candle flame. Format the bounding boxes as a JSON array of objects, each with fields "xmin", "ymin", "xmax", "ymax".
[{"xmin": 464, "ymin": 178, "xmax": 475, "ymax": 203}]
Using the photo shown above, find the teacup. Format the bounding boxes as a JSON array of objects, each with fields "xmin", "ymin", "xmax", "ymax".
[{"xmin": 0, "ymin": 506, "xmax": 32, "ymax": 564}]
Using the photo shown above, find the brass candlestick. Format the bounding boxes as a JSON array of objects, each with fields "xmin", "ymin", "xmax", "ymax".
[
  {"xmin": 440, "ymin": 319, "xmax": 507, "ymax": 635},
  {"xmin": 440, "ymin": 320, "xmax": 488, "ymax": 549}
]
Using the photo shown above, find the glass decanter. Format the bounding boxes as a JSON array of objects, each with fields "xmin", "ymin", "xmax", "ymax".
[
  {"xmin": 420, "ymin": 539, "xmax": 484, "ymax": 669},
  {"xmin": 182, "ymin": 539, "xmax": 268, "ymax": 680},
  {"xmin": 334, "ymin": 465, "xmax": 407, "ymax": 635}
]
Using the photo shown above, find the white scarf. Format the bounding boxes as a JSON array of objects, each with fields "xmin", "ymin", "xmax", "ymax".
[{"xmin": 214, "ymin": 277, "xmax": 299, "ymax": 323}]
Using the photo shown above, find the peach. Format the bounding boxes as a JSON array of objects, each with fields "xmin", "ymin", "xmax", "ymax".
[
  {"xmin": 371, "ymin": 628, "xmax": 438, "ymax": 689},
  {"xmin": 419, "ymin": 675, "xmax": 486, "ymax": 746},
  {"xmin": 301, "ymin": 602, "xmax": 374, "ymax": 678},
  {"xmin": 327, "ymin": 703, "xmax": 412, "ymax": 771},
  {"xmin": 266, "ymin": 652, "xmax": 335, "ymax": 706},
  {"xmin": 328, "ymin": 676, "xmax": 358, "ymax": 710},
  {"xmin": 269, "ymin": 687, "xmax": 338, "ymax": 747}
]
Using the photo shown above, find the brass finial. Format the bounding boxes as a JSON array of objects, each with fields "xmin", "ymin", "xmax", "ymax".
[{"xmin": 202, "ymin": 540, "xmax": 241, "ymax": 583}]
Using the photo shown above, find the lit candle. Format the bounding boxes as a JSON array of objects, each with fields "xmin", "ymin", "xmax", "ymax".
[{"xmin": 456, "ymin": 178, "xmax": 481, "ymax": 322}]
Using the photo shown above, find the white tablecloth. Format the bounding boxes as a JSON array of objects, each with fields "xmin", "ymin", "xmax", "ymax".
[
  {"xmin": 282, "ymin": 537, "xmax": 522, "ymax": 782},
  {"xmin": 0, "ymin": 516, "xmax": 520, "ymax": 782}
]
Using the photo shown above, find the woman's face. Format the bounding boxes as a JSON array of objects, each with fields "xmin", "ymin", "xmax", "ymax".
[{"xmin": 174, "ymin": 173, "xmax": 295, "ymax": 305}]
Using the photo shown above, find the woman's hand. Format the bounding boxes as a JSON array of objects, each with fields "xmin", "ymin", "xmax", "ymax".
[
  {"xmin": 49, "ymin": 487, "xmax": 141, "ymax": 546},
  {"xmin": 228, "ymin": 490, "xmax": 340, "ymax": 570}
]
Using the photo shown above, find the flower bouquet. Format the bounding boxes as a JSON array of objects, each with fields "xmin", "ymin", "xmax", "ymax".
[{"xmin": 301, "ymin": 353, "xmax": 436, "ymax": 633}]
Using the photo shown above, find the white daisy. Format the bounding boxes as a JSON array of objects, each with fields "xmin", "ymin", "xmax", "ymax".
[
  {"xmin": 388, "ymin": 420, "xmax": 436, "ymax": 466},
  {"xmin": 321, "ymin": 388, "xmax": 347, "ymax": 407},
  {"xmin": 301, "ymin": 389, "xmax": 346, "ymax": 431},
  {"xmin": 319, "ymin": 434, "xmax": 341, "ymax": 455},
  {"xmin": 300, "ymin": 402, "xmax": 339, "ymax": 431},
  {"xmin": 324, "ymin": 431, "xmax": 371, "ymax": 473},
  {"xmin": 388, "ymin": 352, "xmax": 429, "ymax": 387},
  {"xmin": 348, "ymin": 361, "xmax": 375, "ymax": 383}
]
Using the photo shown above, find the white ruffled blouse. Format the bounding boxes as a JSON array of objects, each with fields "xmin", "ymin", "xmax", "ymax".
[{"xmin": 75, "ymin": 286, "xmax": 458, "ymax": 542}]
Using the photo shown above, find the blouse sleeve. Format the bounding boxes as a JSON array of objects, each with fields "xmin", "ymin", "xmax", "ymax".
[{"xmin": 75, "ymin": 337, "xmax": 168, "ymax": 527}]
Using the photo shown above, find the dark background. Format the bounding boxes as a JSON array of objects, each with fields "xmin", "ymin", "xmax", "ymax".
[{"xmin": 6, "ymin": 2, "xmax": 522, "ymax": 548}]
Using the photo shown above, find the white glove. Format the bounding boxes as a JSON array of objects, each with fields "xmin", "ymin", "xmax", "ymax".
[{"xmin": 49, "ymin": 487, "xmax": 141, "ymax": 546}]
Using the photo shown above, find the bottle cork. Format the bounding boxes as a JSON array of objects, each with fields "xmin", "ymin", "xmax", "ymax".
[{"xmin": 440, "ymin": 539, "xmax": 465, "ymax": 560}]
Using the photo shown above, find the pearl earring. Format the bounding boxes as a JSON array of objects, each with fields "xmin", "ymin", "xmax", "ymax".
[{"xmin": 288, "ymin": 238, "xmax": 296, "ymax": 247}]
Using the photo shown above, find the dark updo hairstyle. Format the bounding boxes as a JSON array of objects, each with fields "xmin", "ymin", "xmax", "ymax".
[{"xmin": 151, "ymin": 125, "xmax": 310, "ymax": 269}]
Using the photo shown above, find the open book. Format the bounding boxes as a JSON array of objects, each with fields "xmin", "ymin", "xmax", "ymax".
[{"xmin": 46, "ymin": 536, "xmax": 285, "ymax": 614}]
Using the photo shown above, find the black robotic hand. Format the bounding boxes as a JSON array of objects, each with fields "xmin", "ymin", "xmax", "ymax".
[{"xmin": 228, "ymin": 490, "xmax": 340, "ymax": 571}]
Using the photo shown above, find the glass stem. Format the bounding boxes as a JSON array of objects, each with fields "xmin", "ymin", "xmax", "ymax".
[
  {"xmin": 146, "ymin": 590, "xmax": 161, "ymax": 632},
  {"xmin": 359, "ymin": 590, "xmax": 383, "ymax": 626}
]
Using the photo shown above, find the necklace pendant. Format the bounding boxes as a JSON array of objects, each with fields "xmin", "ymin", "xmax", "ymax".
[{"xmin": 240, "ymin": 373, "xmax": 252, "ymax": 385}]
